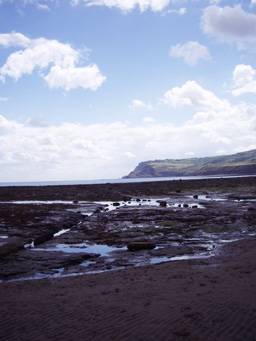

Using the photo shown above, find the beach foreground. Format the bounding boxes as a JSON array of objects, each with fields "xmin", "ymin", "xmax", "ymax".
[
  {"xmin": 1, "ymin": 239, "xmax": 256, "ymax": 341},
  {"xmin": 0, "ymin": 177, "xmax": 256, "ymax": 340}
]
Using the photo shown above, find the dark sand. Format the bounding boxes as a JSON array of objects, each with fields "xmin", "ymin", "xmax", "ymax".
[
  {"xmin": 0, "ymin": 239, "xmax": 256, "ymax": 341},
  {"xmin": 0, "ymin": 177, "xmax": 256, "ymax": 341}
]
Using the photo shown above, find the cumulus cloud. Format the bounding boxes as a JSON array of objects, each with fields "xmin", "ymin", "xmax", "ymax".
[
  {"xmin": 232, "ymin": 64, "xmax": 256, "ymax": 96},
  {"xmin": 44, "ymin": 64, "xmax": 106, "ymax": 91},
  {"xmin": 0, "ymin": 32, "xmax": 106, "ymax": 91},
  {"xmin": 163, "ymin": 80, "xmax": 227, "ymax": 110},
  {"xmin": 0, "ymin": 81, "xmax": 255, "ymax": 181},
  {"xmin": 131, "ymin": 99, "xmax": 153, "ymax": 111},
  {"xmin": 0, "ymin": 32, "xmax": 30, "ymax": 48},
  {"xmin": 74, "ymin": 0, "xmax": 171, "ymax": 12},
  {"xmin": 202, "ymin": 5, "xmax": 256, "ymax": 45},
  {"xmin": 169, "ymin": 41, "xmax": 211, "ymax": 66},
  {"xmin": 0, "ymin": 0, "xmax": 188, "ymax": 12}
]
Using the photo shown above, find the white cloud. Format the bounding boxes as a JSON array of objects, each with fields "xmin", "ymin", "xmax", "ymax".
[
  {"xmin": 202, "ymin": 5, "xmax": 256, "ymax": 45},
  {"xmin": 143, "ymin": 116, "xmax": 155, "ymax": 123},
  {"xmin": 44, "ymin": 64, "xmax": 106, "ymax": 91},
  {"xmin": 131, "ymin": 99, "xmax": 153, "ymax": 111},
  {"xmin": 0, "ymin": 0, "xmax": 187, "ymax": 12},
  {"xmin": 232, "ymin": 64, "xmax": 256, "ymax": 96},
  {"xmin": 0, "ymin": 32, "xmax": 106, "ymax": 91},
  {"xmin": 37, "ymin": 3, "xmax": 50, "ymax": 10},
  {"xmin": 169, "ymin": 41, "xmax": 211, "ymax": 66},
  {"xmin": 0, "ymin": 32, "xmax": 30, "ymax": 48},
  {"xmin": 0, "ymin": 81, "xmax": 255, "ymax": 181},
  {"xmin": 75, "ymin": 0, "xmax": 171, "ymax": 12},
  {"xmin": 167, "ymin": 7, "xmax": 186, "ymax": 15},
  {"xmin": 163, "ymin": 80, "xmax": 227, "ymax": 110}
]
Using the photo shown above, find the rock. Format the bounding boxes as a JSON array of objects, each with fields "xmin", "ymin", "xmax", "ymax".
[
  {"xmin": 127, "ymin": 241, "xmax": 156, "ymax": 251},
  {"xmin": 192, "ymin": 205, "xmax": 198, "ymax": 209},
  {"xmin": 183, "ymin": 204, "xmax": 189, "ymax": 208},
  {"xmin": 136, "ymin": 198, "xmax": 141, "ymax": 202},
  {"xmin": 64, "ymin": 253, "xmax": 98, "ymax": 266},
  {"xmin": 193, "ymin": 195, "xmax": 198, "ymax": 199},
  {"xmin": 112, "ymin": 202, "xmax": 120, "ymax": 207},
  {"xmin": 158, "ymin": 200, "xmax": 167, "ymax": 208},
  {"xmin": 73, "ymin": 200, "xmax": 79, "ymax": 204},
  {"xmin": 34, "ymin": 232, "xmax": 54, "ymax": 246},
  {"xmin": 0, "ymin": 237, "xmax": 24, "ymax": 257}
]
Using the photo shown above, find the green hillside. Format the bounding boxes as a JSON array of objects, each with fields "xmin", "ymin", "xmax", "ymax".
[{"xmin": 124, "ymin": 149, "xmax": 256, "ymax": 178}]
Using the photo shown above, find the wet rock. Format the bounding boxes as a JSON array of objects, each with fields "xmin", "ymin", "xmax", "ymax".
[
  {"xmin": 127, "ymin": 241, "xmax": 156, "ymax": 251},
  {"xmin": 150, "ymin": 246, "xmax": 193, "ymax": 257},
  {"xmin": 192, "ymin": 205, "xmax": 198, "ymax": 209},
  {"xmin": 34, "ymin": 232, "xmax": 54, "ymax": 246},
  {"xmin": 64, "ymin": 253, "xmax": 98, "ymax": 266},
  {"xmin": 158, "ymin": 200, "xmax": 167, "ymax": 208},
  {"xmin": 193, "ymin": 195, "xmax": 198, "ymax": 199},
  {"xmin": 112, "ymin": 202, "xmax": 121, "ymax": 207},
  {"xmin": 0, "ymin": 237, "xmax": 24, "ymax": 257},
  {"xmin": 183, "ymin": 204, "xmax": 189, "ymax": 208},
  {"xmin": 73, "ymin": 200, "xmax": 79, "ymax": 204}
]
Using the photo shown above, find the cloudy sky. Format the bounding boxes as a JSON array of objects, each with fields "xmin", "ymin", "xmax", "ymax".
[{"xmin": 0, "ymin": 0, "xmax": 256, "ymax": 181}]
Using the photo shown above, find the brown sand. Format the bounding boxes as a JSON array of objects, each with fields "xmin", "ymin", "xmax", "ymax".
[{"xmin": 1, "ymin": 238, "xmax": 256, "ymax": 341}]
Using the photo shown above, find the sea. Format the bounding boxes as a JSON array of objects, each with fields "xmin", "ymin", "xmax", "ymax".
[{"xmin": 0, "ymin": 174, "xmax": 254, "ymax": 187}]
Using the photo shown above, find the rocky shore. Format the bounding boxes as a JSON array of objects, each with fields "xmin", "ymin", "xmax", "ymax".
[{"xmin": 0, "ymin": 176, "xmax": 256, "ymax": 340}]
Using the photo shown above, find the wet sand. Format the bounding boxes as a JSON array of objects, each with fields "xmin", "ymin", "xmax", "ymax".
[
  {"xmin": 0, "ymin": 239, "xmax": 256, "ymax": 341},
  {"xmin": 0, "ymin": 177, "xmax": 256, "ymax": 340}
]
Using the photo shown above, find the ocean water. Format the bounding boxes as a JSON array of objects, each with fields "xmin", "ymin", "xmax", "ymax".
[{"xmin": 0, "ymin": 174, "xmax": 254, "ymax": 187}]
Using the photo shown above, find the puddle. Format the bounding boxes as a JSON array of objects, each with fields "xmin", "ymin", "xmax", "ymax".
[
  {"xmin": 33, "ymin": 242, "xmax": 126, "ymax": 257},
  {"xmin": 97, "ymin": 199, "xmax": 205, "ymax": 211},
  {"xmin": 188, "ymin": 195, "xmax": 227, "ymax": 202},
  {"xmin": 0, "ymin": 197, "xmax": 205, "ymax": 213},
  {"xmin": 219, "ymin": 238, "xmax": 240, "ymax": 244},
  {"xmin": 53, "ymin": 229, "xmax": 71, "ymax": 237},
  {"xmin": 0, "ymin": 200, "xmax": 77, "ymax": 205},
  {"xmin": 149, "ymin": 256, "xmax": 171, "ymax": 264},
  {"xmin": 235, "ymin": 199, "xmax": 256, "ymax": 202},
  {"xmin": 24, "ymin": 240, "xmax": 35, "ymax": 249},
  {"xmin": 170, "ymin": 253, "xmax": 212, "ymax": 261},
  {"xmin": 95, "ymin": 199, "xmax": 163, "ymax": 211},
  {"xmin": 148, "ymin": 246, "xmax": 214, "ymax": 265}
]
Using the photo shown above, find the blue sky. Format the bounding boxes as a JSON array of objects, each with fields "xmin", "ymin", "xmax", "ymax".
[{"xmin": 0, "ymin": 0, "xmax": 256, "ymax": 181}]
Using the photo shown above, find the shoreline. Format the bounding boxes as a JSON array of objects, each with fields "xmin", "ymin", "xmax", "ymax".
[
  {"xmin": 0, "ymin": 174, "xmax": 255, "ymax": 188},
  {"xmin": 0, "ymin": 176, "xmax": 255, "ymax": 201}
]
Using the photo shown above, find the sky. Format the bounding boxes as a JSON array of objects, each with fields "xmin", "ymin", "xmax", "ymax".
[{"xmin": 0, "ymin": 0, "xmax": 256, "ymax": 181}]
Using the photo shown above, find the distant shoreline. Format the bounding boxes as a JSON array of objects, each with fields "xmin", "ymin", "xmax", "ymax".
[{"xmin": 0, "ymin": 174, "xmax": 255, "ymax": 187}]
